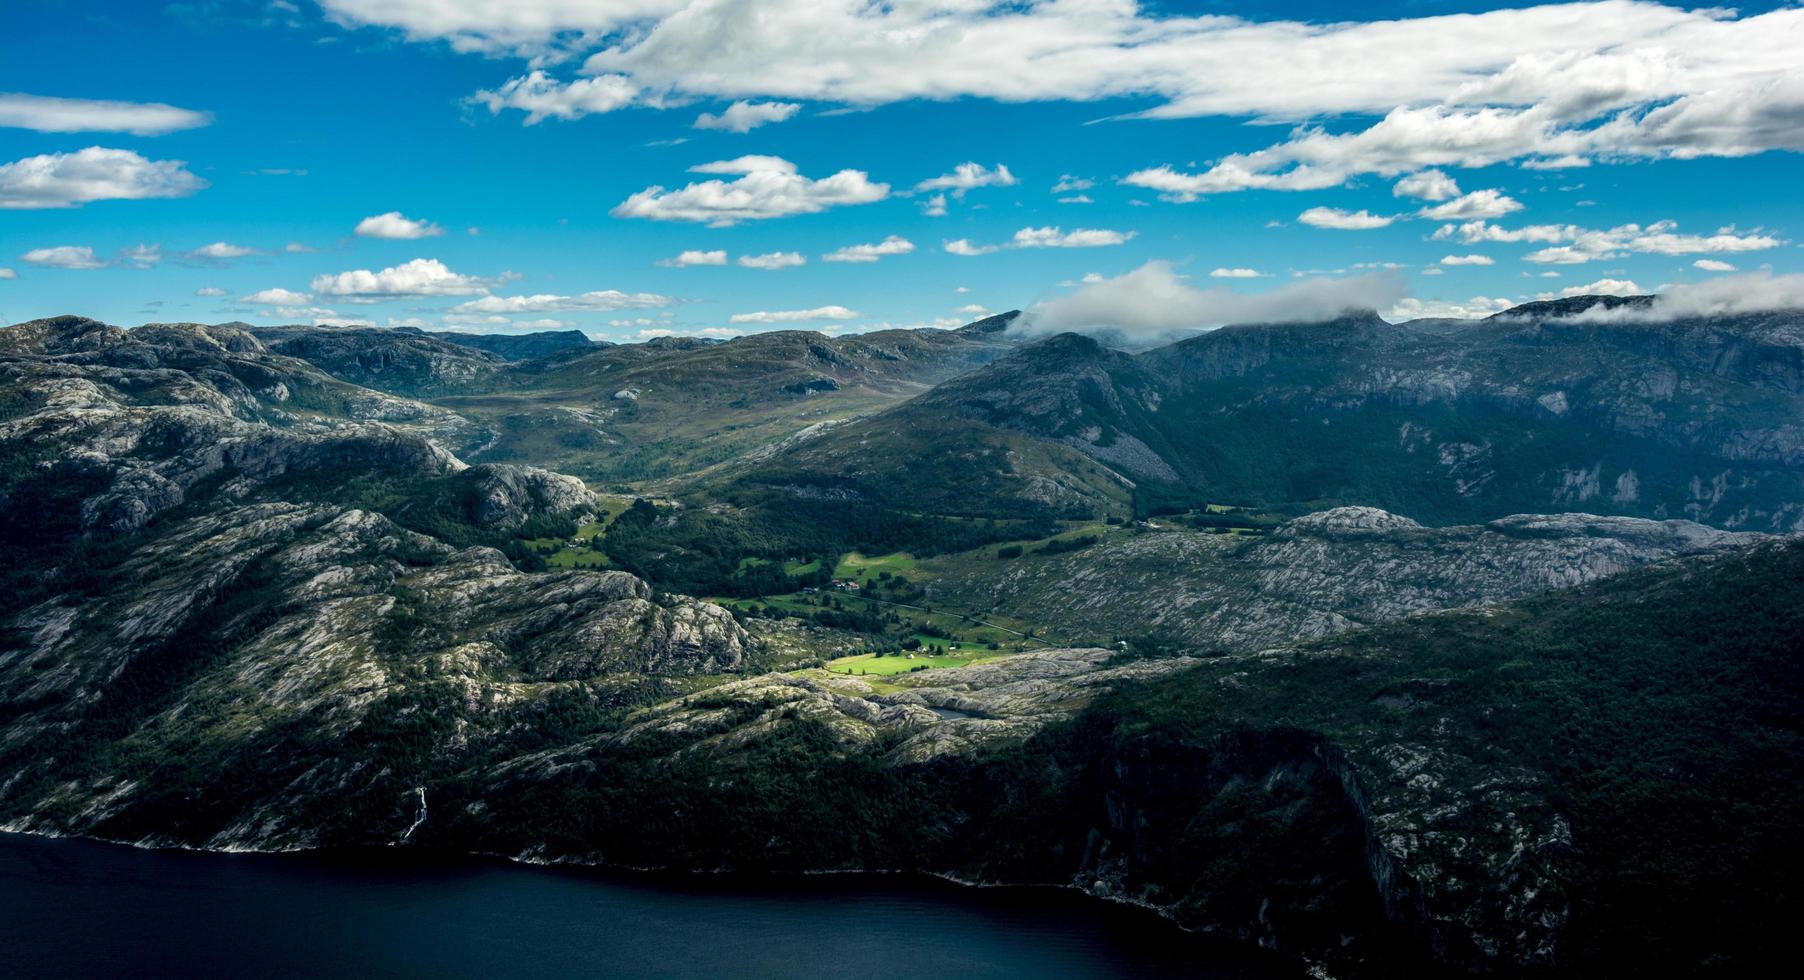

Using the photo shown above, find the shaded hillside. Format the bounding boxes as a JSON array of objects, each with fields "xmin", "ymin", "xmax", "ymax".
[
  {"xmin": 724, "ymin": 300, "xmax": 1804, "ymax": 532},
  {"xmin": 251, "ymin": 323, "xmax": 509, "ymax": 395},
  {"xmin": 428, "ymin": 319, "xmax": 1021, "ymax": 483}
]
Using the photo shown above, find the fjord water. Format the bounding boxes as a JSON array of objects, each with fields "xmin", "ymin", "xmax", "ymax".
[{"xmin": 0, "ymin": 834, "xmax": 1294, "ymax": 979}]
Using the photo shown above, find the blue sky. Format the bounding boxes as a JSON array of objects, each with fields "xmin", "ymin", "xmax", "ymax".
[{"xmin": 2, "ymin": 1, "xmax": 1801, "ymax": 339}]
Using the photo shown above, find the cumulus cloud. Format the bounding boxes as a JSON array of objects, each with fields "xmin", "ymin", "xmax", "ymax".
[
  {"xmin": 333, "ymin": 2, "xmax": 1804, "ymax": 193},
  {"xmin": 1386, "ymin": 296, "xmax": 1517, "ymax": 320},
  {"xmin": 728, "ymin": 306, "xmax": 858, "ymax": 324},
  {"xmin": 0, "ymin": 267, "xmax": 17, "ymax": 280},
  {"xmin": 0, "ymin": 93, "xmax": 211, "ymax": 135},
  {"xmin": 914, "ymin": 162, "xmax": 1017, "ymax": 198},
  {"xmin": 1560, "ymin": 277, "xmax": 1642, "ymax": 297},
  {"xmin": 1437, "ymin": 218, "xmax": 1783, "ymax": 264},
  {"xmin": 448, "ymin": 290, "xmax": 678, "ymax": 313},
  {"xmin": 0, "ymin": 146, "xmax": 206, "ymax": 209},
  {"xmin": 1210, "ymin": 267, "xmax": 1265, "ymax": 278},
  {"xmin": 822, "ymin": 236, "xmax": 914, "ymax": 263},
  {"xmin": 284, "ymin": 242, "xmax": 317, "ymax": 253},
  {"xmin": 1052, "ymin": 175, "xmax": 1094, "ymax": 194},
  {"xmin": 1022, "ymin": 260, "xmax": 1407, "ymax": 339},
  {"xmin": 244, "ymin": 287, "xmax": 313, "ymax": 305},
  {"xmin": 948, "ymin": 226, "xmax": 1135, "ymax": 256},
  {"xmin": 659, "ymin": 249, "xmax": 728, "ymax": 267},
  {"xmin": 694, "ymin": 100, "xmax": 800, "ymax": 132},
  {"xmin": 738, "ymin": 250, "xmax": 805, "ymax": 270},
  {"xmin": 1417, "ymin": 189, "xmax": 1523, "ymax": 221},
  {"xmin": 1393, "ymin": 169, "xmax": 1460, "ymax": 201},
  {"xmin": 919, "ymin": 193, "xmax": 948, "ymax": 217},
  {"xmin": 182, "ymin": 241, "xmax": 262, "ymax": 264},
  {"xmin": 119, "ymin": 244, "xmax": 162, "ymax": 269},
  {"xmin": 1693, "ymin": 259, "xmax": 1735, "ymax": 272},
  {"xmin": 1440, "ymin": 254, "xmax": 1495, "ymax": 266},
  {"xmin": 20, "ymin": 245, "xmax": 108, "ymax": 270},
  {"xmin": 612, "ymin": 155, "xmax": 888, "ymax": 225},
  {"xmin": 955, "ymin": 303, "xmax": 989, "ymax": 315},
  {"xmin": 311, "ymin": 258, "xmax": 502, "ymax": 300},
  {"xmin": 471, "ymin": 71, "xmax": 642, "ymax": 124},
  {"xmin": 1297, "ymin": 207, "xmax": 1393, "ymax": 230},
  {"xmin": 355, "ymin": 211, "xmax": 444, "ymax": 239}
]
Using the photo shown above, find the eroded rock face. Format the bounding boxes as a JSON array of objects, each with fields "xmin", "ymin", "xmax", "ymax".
[
  {"xmin": 0, "ymin": 502, "xmax": 749, "ymax": 848},
  {"xmin": 0, "ymin": 316, "xmax": 489, "ymax": 532},
  {"xmin": 461, "ymin": 463, "xmax": 599, "ymax": 531},
  {"xmin": 928, "ymin": 506, "xmax": 1765, "ymax": 650}
]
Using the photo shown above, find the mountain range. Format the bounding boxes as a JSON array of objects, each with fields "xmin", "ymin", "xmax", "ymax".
[{"xmin": 2, "ymin": 298, "xmax": 1800, "ymax": 978}]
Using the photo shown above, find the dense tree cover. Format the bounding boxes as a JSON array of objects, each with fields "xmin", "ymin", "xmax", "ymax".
[{"xmin": 602, "ymin": 495, "xmax": 1055, "ymax": 596}]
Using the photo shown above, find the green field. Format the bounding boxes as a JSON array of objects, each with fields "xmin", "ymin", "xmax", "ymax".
[
  {"xmin": 522, "ymin": 494, "xmax": 636, "ymax": 570},
  {"xmin": 832, "ymin": 551, "xmax": 920, "ymax": 583},
  {"xmin": 823, "ymin": 651, "xmax": 983, "ymax": 676}
]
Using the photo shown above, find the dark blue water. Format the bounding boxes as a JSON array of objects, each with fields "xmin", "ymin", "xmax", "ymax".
[{"xmin": 0, "ymin": 833, "xmax": 1297, "ymax": 979}]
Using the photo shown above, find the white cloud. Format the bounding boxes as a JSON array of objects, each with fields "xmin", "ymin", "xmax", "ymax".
[
  {"xmin": 914, "ymin": 162, "xmax": 1017, "ymax": 198},
  {"xmin": 1393, "ymin": 169, "xmax": 1460, "ymax": 202},
  {"xmin": 1013, "ymin": 227, "xmax": 1134, "ymax": 248},
  {"xmin": 1582, "ymin": 271, "xmax": 1804, "ymax": 320},
  {"xmin": 1386, "ymin": 296, "xmax": 1516, "ymax": 320},
  {"xmin": 1297, "ymin": 207, "xmax": 1393, "ymax": 230},
  {"xmin": 0, "ymin": 146, "xmax": 205, "ymax": 209},
  {"xmin": 1417, "ymin": 189, "xmax": 1523, "ymax": 221},
  {"xmin": 335, "ymin": 3, "xmax": 1804, "ymax": 192},
  {"xmin": 944, "ymin": 239, "xmax": 994, "ymax": 257},
  {"xmin": 1023, "ymin": 260, "xmax": 1406, "ymax": 338},
  {"xmin": 955, "ymin": 303, "xmax": 989, "ymax": 315},
  {"xmin": 311, "ymin": 258, "xmax": 500, "ymax": 300},
  {"xmin": 355, "ymin": 211, "xmax": 445, "ymax": 239},
  {"xmin": 471, "ymin": 70, "xmax": 642, "ymax": 124},
  {"xmin": 612, "ymin": 155, "xmax": 888, "ymax": 225},
  {"xmin": 183, "ymin": 241, "xmax": 261, "ymax": 264},
  {"xmin": 1561, "ymin": 277, "xmax": 1643, "ymax": 297},
  {"xmin": 0, "ymin": 267, "xmax": 17, "ymax": 280},
  {"xmin": 1439, "ymin": 219, "xmax": 1783, "ymax": 264},
  {"xmin": 284, "ymin": 242, "xmax": 317, "ymax": 253},
  {"xmin": 20, "ymin": 245, "xmax": 107, "ymax": 270},
  {"xmin": 729, "ymin": 306, "xmax": 858, "ymax": 324},
  {"xmin": 694, "ymin": 100, "xmax": 800, "ymax": 133},
  {"xmin": 119, "ymin": 244, "xmax": 162, "ymax": 269},
  {"xmin": 195, "ymin": 286, "xmax": 227, "ymax": 296},
  {"xmin": 738, "ymin": 250, "xmax": 805, "ymax": 270},
  {"xmin": 660, "ymin": 249, "xmax": 728, "ymax": 267},
  {"xmin": 1440, "ymin": 254, "xmax": 1495, "ymax": 266},
  {"xmin": 1210, "ymin": 267, "xmax": 1265, "ymax": 278},
  {"xmin": 244, "ymin": 287, "xmax": 313, "ymax": 305},
  {"xmin": 1420, "ymin": 267, "xmax": 1445, "ymax": 276},
  {"xmin": 1058, "ymin": 194, "xmax": 1093, "ymax": 204},
  {"xmin": 822, "ymin": 236, "xmax": 914, "ymax": 263},
  {"xmin": 1052, "ymin": 175, "xmax": 1094, "ymax": 193},
  {"xmin": 946, "ymin": 226, "xmax": 1134, "ymax": 256},
  {"xmin": 448, "ymin": 290, "xmax": 677, "ymax": 313},
  {"xmin": 1693, "ymin": 259, "xmax": 1736, "ymax": 272},
  {"xmin": 0, "ymin": 93, "xmax": 211, "ymax": 135},
  {"xmin": 919, "ymin": 193, "xmax": 948, "ymax": 217}
]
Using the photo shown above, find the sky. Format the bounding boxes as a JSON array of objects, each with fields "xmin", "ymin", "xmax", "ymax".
[{"xmin": 2, "ymin": 0, "xmax": 1801, "ymax": 341}]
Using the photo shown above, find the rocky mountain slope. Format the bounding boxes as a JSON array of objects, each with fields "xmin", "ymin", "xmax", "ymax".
[
  {"xmin": 727, "ymin": 300, "xmax": 1804, "ymax": 533},
  {"xmin": 925, "ymin": 506, "xmax": 1766, "ymax": 648},
  {"xmin": 417, "ymin": 540, "xmax": 1799, "ymax": 978}
]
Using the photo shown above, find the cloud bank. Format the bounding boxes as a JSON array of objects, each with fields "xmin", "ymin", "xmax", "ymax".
[{"xmin": 1021, "ymin": 260, "xmax": 1408, "ymax": 339}]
